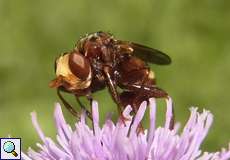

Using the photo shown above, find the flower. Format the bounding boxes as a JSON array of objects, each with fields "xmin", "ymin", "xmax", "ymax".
[{"xmin": 22, "ymin": 98, "xmax": 230, "ymax": 160}]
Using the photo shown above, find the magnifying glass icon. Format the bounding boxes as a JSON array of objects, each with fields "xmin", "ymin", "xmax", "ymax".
[{"xmin": 3, "ymin": 141, "xmax": 18, "ymax": 157}]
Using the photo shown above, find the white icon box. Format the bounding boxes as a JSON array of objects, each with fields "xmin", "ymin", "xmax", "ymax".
[{"xmin": 0, "ymin": 138, "xmax": 21, "ymax": 160}]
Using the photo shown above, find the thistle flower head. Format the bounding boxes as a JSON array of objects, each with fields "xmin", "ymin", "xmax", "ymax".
[{"xmin": 22, "ymin": 98, "xmax": 230, "ymax": 160}]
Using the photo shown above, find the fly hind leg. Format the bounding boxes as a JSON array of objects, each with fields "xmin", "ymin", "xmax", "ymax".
[
  {"xmin": 120, "ymin": 91, "xmax": 147, "ymax": 134},
  {"xmin": 119, "ymin": 85, "xmax": 174, "ymax": 130}
]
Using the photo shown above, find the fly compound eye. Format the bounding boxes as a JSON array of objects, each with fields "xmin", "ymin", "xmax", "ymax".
[{"xmin": 69, "ymin": 52, "xmax": 91, "ymax": 80}]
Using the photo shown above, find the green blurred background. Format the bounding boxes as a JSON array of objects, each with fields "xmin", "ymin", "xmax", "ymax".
[{"xmin": 0, "ymin": 0, "xmax": 230, "ymax": 152}]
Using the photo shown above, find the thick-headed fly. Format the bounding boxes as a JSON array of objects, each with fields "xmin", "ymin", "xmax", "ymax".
[{"xmin": 49, "ymin": 31, "xmax": 173, "ymax": 129}]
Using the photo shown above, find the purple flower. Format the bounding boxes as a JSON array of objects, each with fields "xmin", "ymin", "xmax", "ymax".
[{"xmin": 22, "ymin": 98, "xmax": 230, "ymax": 160}]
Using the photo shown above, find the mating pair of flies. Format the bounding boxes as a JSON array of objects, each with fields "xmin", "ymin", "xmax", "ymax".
[{"xmin": 49, "ymin": 31, "xmax": 173, "ymax": 129}]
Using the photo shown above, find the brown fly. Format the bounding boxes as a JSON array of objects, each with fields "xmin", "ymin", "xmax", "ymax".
[{"xmin": 49, "ymin": 31, "xmax": 173, "ymax": 129}]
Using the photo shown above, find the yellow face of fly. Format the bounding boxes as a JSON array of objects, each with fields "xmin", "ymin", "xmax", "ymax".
[{"xmin": 54, "ymin": 53, "xmax": 92, "ymax": 90}]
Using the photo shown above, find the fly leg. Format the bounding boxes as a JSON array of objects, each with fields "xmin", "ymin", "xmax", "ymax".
[
  {"xmin": 57, "ymin": 89, "xmax": 80, "ymax": 120},
  {"xmin": 120, "ymin": 91, "xmax": 145, "ymax": 134},
  {"xmin": 120, "ymin": 83, "xmax": 174, "ymax": 130},
  {"xmin": 57, "ymin": 89, "xmax": 93, "ymax": 120},
  {"xmin": 75, "ymin": 97, "xmax": 92, "ymax": 120},
  {"xmin": 103, "ymin": 66, "xmax": 130, "ymax": 123},
  {"xmin": 122, "ymin": 83, "xmax": 168, "ymax": 98}
]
